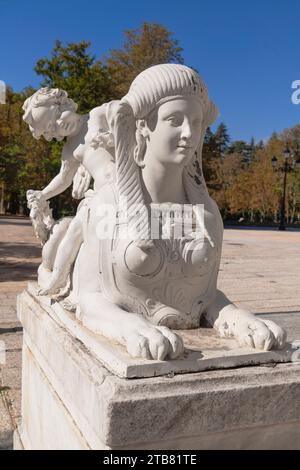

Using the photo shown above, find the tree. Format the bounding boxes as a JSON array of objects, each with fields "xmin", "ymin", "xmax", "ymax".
[
  {"xmin": 214, "ymin": 122, "xmax": 230, "ymax": 157},
  {"xmin": 227, "ymin": 139, "xmax": 282, "ymax": 223},
  {"xmin": 104, "ymin": 22, "xmax": 184, "ymax": 96},
  {"xmin": 0, "ymin": 86, "xmax": 63, "ymax": 214},
  {"xmin": 270, "ymin": 131, "xmax": 279, "ymax": 141},
  {"xmin": 35, "ymin": 40, "xmax": 115, "ymax": 113},
  {"xmin": 228, "ymin": 140, "xmax": 255, "ymax": 163},
  {"xmin": 279, "ymin": 125, "xmax": 300, "ymax": 223},
  {"xmin": 2, "ymin": 28, "xmax": 300, "ymax": 225},
  {"xmin": 202, "ymin": 127, "xmax": 221, "ymax": 191}
]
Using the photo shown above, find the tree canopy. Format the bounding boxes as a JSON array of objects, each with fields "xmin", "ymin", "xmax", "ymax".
[
  {"xmin": 1, "ymin": 23, "xmax": 300, "ymax": 225},
  {"xmin": 104, "ymin": 22, "xmax": 184, "ymax": 96},
  {"xmin": 35, "ymin": 40, "xmax": 115, "ymax": 113}
]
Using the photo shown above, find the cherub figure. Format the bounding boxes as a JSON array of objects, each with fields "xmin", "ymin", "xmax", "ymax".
[{"xmin": 23, "ymin": 88, "xmax": 118, "ymax": 296}]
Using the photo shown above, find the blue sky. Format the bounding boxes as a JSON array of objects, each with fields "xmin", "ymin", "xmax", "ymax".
[{"xmin": 0, "ymin": 0, "xmax": 299, "ymax": 142}]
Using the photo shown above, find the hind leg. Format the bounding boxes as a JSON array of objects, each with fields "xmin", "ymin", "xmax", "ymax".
[
  {"xmin": 38, "ymin": 217, "xmax": 73, "ymax": 288},
  {"xmin": 38, "ymin": 214, "xmax": 84, "ymax": 295}
]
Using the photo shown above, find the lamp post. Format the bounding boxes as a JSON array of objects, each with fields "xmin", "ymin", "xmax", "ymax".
[{"xmin": 272, "ymin": 146, "xmax": 300, "ymax": 231}]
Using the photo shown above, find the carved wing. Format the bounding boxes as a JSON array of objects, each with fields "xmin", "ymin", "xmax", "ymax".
[{"xmin": 72, "ymin": 164, "xmax": 92, "ymax": 200}]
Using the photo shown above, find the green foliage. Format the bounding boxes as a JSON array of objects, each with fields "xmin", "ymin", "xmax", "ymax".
[
  {"xmin": 214, "ymin": 122, "xmax": 230, "ymax": 156},
  {"xmin": 1, "ymin": 24, "xmax": 300, "ymax": 225},
  {"xmin": 35, "ymin": 40, "xmax": 116, "ymax": 113},
  {"xmin": 227, "ymin": 140, "xmax": 255, "ymax": 163},
  {"xmin": 0, "ymin": 88, "xmax": 62, "ymax": 213},
  {"xmin": 104, "ymin": 22, "xmax": 184, "ymax": 96}
]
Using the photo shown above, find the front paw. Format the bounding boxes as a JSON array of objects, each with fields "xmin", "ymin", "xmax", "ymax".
[
  {"xmin": 259, "ymin": 318, "xmax": 287, "ymax": 350},
  {"xmin": 126, "ymin": 324, "xmax": 184, "ymax": 360},
  {"xmin": 217, "ymin": 311, "xmax": 287, "ymax": 351},
  {"xmin": 235, "ymin": 318, "xmax": 274, "ymax": 350},
  {"xmin": 234, "ymin": 317, "xmax": 286, "ymax": 351}
]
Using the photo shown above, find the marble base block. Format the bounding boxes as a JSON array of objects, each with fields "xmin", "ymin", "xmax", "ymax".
[{"xmin": 15, "ymin": 285, "xmax": 300, "ymax": 450}]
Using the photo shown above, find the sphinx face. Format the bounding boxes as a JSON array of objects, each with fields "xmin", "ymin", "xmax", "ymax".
[{"xmin": 144, "ymin": 96, "xmax": 203, "ymax": 168}]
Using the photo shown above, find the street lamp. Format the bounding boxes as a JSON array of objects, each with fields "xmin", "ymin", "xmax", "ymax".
[{"xmin": 272, "ymin": 146, "xmax": 300, "ymax": 231}]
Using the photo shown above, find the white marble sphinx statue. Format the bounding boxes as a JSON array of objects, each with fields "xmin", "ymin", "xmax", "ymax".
[{"xmin": 23, "ymin": 64, "xmax": 287, "ymax": 361}]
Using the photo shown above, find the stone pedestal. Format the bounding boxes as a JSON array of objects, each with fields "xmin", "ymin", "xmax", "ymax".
[{"xmin": 15, "ymin": 284, "xmax": 300, "ymax": 450}]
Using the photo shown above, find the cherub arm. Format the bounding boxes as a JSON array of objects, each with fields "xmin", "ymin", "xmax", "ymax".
[
  {"xmin": 26, "ymin": 151, "xmax": 80, "ymax": 243},
  {"xmin": 41, "ymin": 151, "xmax": 80, "ymax": 201}
]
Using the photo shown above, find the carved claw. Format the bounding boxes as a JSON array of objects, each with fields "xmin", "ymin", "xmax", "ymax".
[
  {"xmin": 126, "ymin": 325, "xmax": 184, "ymax": 360},
  {"xmin": 218, "ymin": 314, "xmax": 287, "ymax": 351}
]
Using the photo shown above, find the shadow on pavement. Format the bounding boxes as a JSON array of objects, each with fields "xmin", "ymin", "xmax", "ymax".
[
  {"xmin": 0, "ymin": 242, "xmax": 41, "ymax": 259},
  {"xmin": 0, "ymin": 261, "xmax": 39, "ymax": 282}
]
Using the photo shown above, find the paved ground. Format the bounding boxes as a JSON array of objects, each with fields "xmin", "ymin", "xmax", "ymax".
[
  {"xmin": 0, "ymin": 217, "xmax": 299, "ymax": 449},
  {"xmin": 219, "ymin": 228, "xmax": 300, "ymax": 314},
  {"xmin": 0, "ymin": 217, "xmax": 41, "ymax": 449}
]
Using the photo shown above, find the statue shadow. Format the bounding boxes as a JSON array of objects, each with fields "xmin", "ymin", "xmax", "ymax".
[
  {"xmin": 0, "ymin": 218, "xmax": 32, "ymax": 227},
  {"xmin": 0, "ymin": 241, "xmax": 41, "ymax": 283},
  {"xmin": 0, "ymin": 242, "xmax": 41, "ymax": 260},
  {"xmin": 0, "ymin": 260, "xmax": 40, "ymax": 282}
]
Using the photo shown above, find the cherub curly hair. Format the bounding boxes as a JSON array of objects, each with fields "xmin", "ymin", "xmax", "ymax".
[{"xmin": 22, "ymin": 88, "xmax": 77, "ymax": 128}]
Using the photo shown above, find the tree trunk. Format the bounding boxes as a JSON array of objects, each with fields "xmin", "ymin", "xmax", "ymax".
[{"xmin": 0, "ymin": 182, "xmax": 5, "ymax": 214}]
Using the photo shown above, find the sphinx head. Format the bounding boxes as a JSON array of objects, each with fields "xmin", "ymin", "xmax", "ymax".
[{"xmin": 119, "ymin": 64, "xmax": 219, "ymax": 169}]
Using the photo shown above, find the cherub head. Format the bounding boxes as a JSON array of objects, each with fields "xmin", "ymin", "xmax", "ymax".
[{"xmin": 22, "ymin": 88, "xmax": 78, "ymax": 141}]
